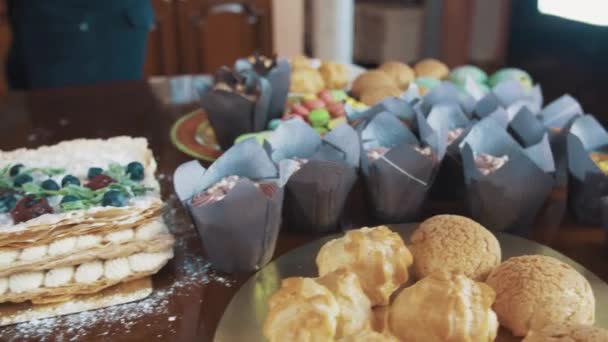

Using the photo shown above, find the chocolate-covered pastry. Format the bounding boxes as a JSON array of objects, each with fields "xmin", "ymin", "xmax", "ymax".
[
  {"xmin": 235, "ymin": 53, "xmax": 291, "ymax": 121},
  {"xmin": 474, "ymin": 153, "xmax": 509, "ymax": 176},
  {"xmin": 201, "ymin": 67, "xmax": 272, "ymax": 150}
]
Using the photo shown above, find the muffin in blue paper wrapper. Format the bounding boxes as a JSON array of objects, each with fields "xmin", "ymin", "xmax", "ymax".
[
  {"xmin": 460, "ymin": 117, "xmax": 554, "ymax": 234},
  {"xmin": 359, "ymin": 111, "xmax": 446, "ymax": 222},
  {"xmin": 473, "ymin": 79, "xmax": 543, "ymax": 119},
  {"xmin": 426, "ymin": 104, "xmax": 473, "ymax": 200},
  {"xmin": 173, "ymin": 139, "xmax": 289, "ymax": 273},
  {"xmin": 538, "ymin": 95, "xmax": 584, "ymax": 193},
  {"xmin": 567, "ymin": 115, "xmax": 608, "ymax": 225},
  {"xmin": 507, "ymin": 107, "xmax": 567, "ymax": 226},
  {"xmin": 235, "ymin": 53, "xmax": 291, "ymax": 121},
  {"xmin": 200, "ymin": 66, "xmax": 272, "ymax": 150},
  {"xmin": 267, "ymin": 118, "xmax": 360, "ymax": 233}
]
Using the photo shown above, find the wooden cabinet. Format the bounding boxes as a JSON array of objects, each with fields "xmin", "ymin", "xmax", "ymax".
[
  {"xmin": 0, "ymin": 0, "xmax": 10, "ymax": 94},
  {"xmin": 146, "ymin": 0, "xmax": 273, "ymax": 76},
  {"xmin": 144, "ymin": 0, "xmax": 179, "ymax": 76}
]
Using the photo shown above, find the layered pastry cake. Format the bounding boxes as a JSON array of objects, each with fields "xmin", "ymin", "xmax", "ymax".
[{"xmin": 0, "ymin": 137, "xmax": 174, "ymax": 316}]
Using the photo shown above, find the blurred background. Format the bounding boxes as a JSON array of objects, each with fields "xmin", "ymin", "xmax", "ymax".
[{"xmin": 0, "ymin": 0, "xmax": 606, "ymax": 121}]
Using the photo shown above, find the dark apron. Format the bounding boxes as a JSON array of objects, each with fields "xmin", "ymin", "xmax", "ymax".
[{"xmin": 7, "ymin": 0, "xmax": 154, "ymax": 89}]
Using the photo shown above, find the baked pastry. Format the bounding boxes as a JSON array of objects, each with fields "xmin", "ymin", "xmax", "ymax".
[
  {"xmin": 316, "ymin": 226, "xmax": 413, "ymax": 306},
  {"xmin": 0, "ymin": 137, "xmax": 173, "ymax": 306},
  {"xmin": 360, "ymin": 86, "xmax": 402, "ymax": 106},
  {"xmin": 379, "ymin": 61, "xmax": 415, "ymax": 90},
  {"xmin": 410, "ymin": 215, "xmax": 501, "ymax": 281},
  {"xmin": 338, "ymin": 330, "xmax": 399, "ymax": 342},
  {"xmin": 523, "ymin": 323, "xmax": 608, "ymax": 342},
  {"xmin": 413, "ymin": 58, "xmax": 449, "ymax": 79},
  {"xmin": 319, "ymin": 61, "xmax": 349, "ymax": 89},
  {"xmin": 317, "ymin": 268, "xmax": 372, "ymax": 338},
  {"xmin": 350, "ymin": 70, "xmax": 396, "ymax": 98},
  {"xmin": 290, "ymin": 67, "xmax": 325, "ymax": 94},
  {"xmin": 264, "ymin": 277, "xmax": 340, "ymax": 342},
  {"xmin": 486, "ymin": 255, "xmax": 595, "ymax": 337},
  {"xmin": 290, "ymin": 55, "xmax": 312, "ymax": 70},
  {"xmin": 389, "ymin": 272, "xmax": 499, "ymax": 342},
  {"xmin": 370, "ymin": 306, "xmax": 390, "ymax": 334}
]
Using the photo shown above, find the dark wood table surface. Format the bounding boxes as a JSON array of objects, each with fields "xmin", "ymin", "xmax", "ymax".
[{"xmin": 0, "ymin": 78, "xmax": 606, "ymax": 341}]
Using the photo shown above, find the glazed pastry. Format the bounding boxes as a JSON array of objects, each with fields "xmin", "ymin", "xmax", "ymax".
[
  {"xmin": 410, "ymin": 215, "xmax": 501, "ymax": 281},
  {"xmin": 316, "ymin": 226, "xmax": 413, "ymax": 306},
  {"xmin": 338, "ymin": 330, "xmax": 399, "ymax": 342},
  {"xmin": 350, "ymin": 70, "xmax": 396, "ymax": 98},
  {"xmin": 264, "ymin": 277, "xmax": 340, "ymax": 342},
  {"xmin": 317, "ymin": 268, "xmax": 372, "ymax": 338},
  {"xmin": 486, "ymin": 255, "xmax": 595, "ymax": 337},
  {"xmin": 389, "ymin": 272, "xmax": 499, "ymax": 342},
  {"xmin": 370, "ymin": 306, "xmax": 390, "ymax": 335},
  {"xmin": 319, "ymin": 61, "xmax": 349, "ymax": 89},
  {"xmin": 523, "ymin": 323, "xmax": 608, "ymax": 342},
  {"xmin": 290, "ymin": 67, "xmax": 325, "ymax": 94},
  {"xmin": 360, "ymin": 86, "xmax": 402, "ymax": 106},
  {"xmin": 379, "ymin": 61, "xmax": 415, "ymax": 90},
  {"xmin": 290, "ymin": 55, "xmax": 312, "ymax": 70},
  {"xmin": 413, "ymin": 58, "xmax": 449, "ymax": 79}
]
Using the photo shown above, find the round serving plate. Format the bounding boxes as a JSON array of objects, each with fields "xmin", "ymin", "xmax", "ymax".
[
  {"xmin": 170, "ymin": 60, "xmax": 367, "ymax": 161},
  {"xmin": 214, "ymin": 223, "xmax": 608, "ymax": 342}
]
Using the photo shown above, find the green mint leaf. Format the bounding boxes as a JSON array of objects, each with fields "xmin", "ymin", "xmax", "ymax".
[
  {"xmin": 24, "ymin": 167, "xmax": 66, "ymax": 177},
  {"xmin": 22, "ymin": 182, "xmax": 43, "ymax": 194},
  {"xmin": 61, "ymin": 200, "xmax": 89, "ymax": 211},
  {"xmin": 61, "ymin": 185, "xmax": 95, "ymax": 200},
  {"xmin": 0, "ymin": 165, "xmax": 10, "ymax": 177},
  {"xmin": 106, "ymin": 163, "xmax": 128, "ymax": 182}
]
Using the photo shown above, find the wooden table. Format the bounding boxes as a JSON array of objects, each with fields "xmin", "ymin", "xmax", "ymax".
[{"xmin": 0, "ymin": 79, "xmax": 606, "ymax": 341}]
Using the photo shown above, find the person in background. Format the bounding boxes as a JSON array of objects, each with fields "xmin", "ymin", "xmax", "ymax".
[{"xmin": 6, "ymin": 0, "xmax": 154, "ymax": 89}]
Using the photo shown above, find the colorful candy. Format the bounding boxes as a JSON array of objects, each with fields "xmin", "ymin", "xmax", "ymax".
[
  {"xmin": 448, "ymin": 65, "xmax": 488, "ymax": 86},
  {"xmin": 488, "ymin": 68, "xmax": 533, "ymax": 89},
  {"xmin": 308, "ymin": 109, "xmax": 330, "ymax": 127}
]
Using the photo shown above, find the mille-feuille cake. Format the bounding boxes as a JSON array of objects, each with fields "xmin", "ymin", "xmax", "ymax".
[{"xmin": 0, "ymin": 137, "xmax": 174, "ymax": 306}]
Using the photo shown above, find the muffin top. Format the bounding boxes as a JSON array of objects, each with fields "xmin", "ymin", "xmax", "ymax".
[{"xmin": 410, "ymin": 214, "xmax": 501, "ymax": 281}]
